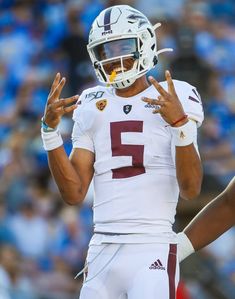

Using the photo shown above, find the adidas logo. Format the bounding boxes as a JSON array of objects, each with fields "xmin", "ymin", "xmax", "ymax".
[
  {"xmin": 144, "ymin": 103, "xmax": 157, "ymax": 109},
  {"xmin": 149, "ymin": 259, "xmax": 165, "ymax": 270}
]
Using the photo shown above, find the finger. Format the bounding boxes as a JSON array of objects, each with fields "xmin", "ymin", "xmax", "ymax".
[
  {"xmin": 155, "ymin": 100, "xmax": 166, "ymax": 107},
  {"xmin": 52, "ymin": 95, "xmax": 79, "ymax": 109},
  {"xmin": 63, "ymin": 103, "xmax": 78, "ymax": 114},
  {"xmin": 165, "ymin": 70, "xmax": 176, "ymax": 95},
  {"xmin": 142, "ymin": 97, "xmax": 167, "ymax": 107},
  {"xmin": 141, "ymin": 97, "xmax": 158, "ymax": 105},
  {"xmin": 49, "ymin": 77, "xmax": 66, "ymax": 102},
  {"xmin": 48, "ymin": 73, "xmax": 61, "ymax": 97},
  {"xmin": 152, "ymin": 107, "xmax": 161, "ymax": 114},
  {"xmin": 148, "ymin": 76, "xmax": 169, "ymax": 98}
]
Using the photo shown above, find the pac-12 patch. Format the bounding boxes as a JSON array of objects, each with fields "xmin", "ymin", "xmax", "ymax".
[
  {"xmin": 123, "ymin": 105, "xmax": 132, "ymax": 114},
  {"xmin": 96, "ymin": 99, "xmax": 107, "ymax": 111}
]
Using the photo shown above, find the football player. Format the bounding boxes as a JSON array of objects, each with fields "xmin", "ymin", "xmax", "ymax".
[
  {"xmin": 41, "ymin": 5, "xmax": 203, "ymax": 299},
  {"xmin": 178, "ymin": 176, "xmax": 235, "ymax": 262}
]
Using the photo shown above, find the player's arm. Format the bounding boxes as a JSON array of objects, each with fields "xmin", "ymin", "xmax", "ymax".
[
  {"xmin": 185, "ymin": 176, "xmax": 235, "ymax": 250},
  {"xmin": 41, "ymin": 73, "xmax": 94, "ymax": 205},
  {"xmin": 47, "ymin": 147, "xmax": 94, "ymax": 205},
  {"xmin": 173, "ymin": 127, "xmax": 202, "ymax": 200},
  {"xmin": 142, "ymin": 70, "xmax": 202, "ymax": 200},
  {"xmin": 178, "ymin": 177, "xmax": 235, "ymax": 261}
]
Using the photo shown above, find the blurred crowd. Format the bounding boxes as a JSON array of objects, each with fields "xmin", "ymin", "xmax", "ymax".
[{"xmin": 0, "ymin": 0, "xmax": 235, "ymax": 298}]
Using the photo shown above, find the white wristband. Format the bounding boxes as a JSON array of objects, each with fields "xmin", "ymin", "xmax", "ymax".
[
  {"xmin": 170, "ymin": 120, "xmax": 195, "ymax": 147},
  {"xmin": 177, "ymin": 232, "xmax": 195, "ymax": 262},
  {"xmin": 41, "ymin": 128, "xmax": 63, "ymax": 151}
]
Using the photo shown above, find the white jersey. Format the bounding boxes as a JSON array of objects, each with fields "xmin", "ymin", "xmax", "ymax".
[{"xmin": 72, "ymin": 80, "xmax": 204, "ymax": 243}]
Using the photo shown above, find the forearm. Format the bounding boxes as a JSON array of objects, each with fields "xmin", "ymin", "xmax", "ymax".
[
  {"xmin": 170, "ymin": 119, "xmax": 202, "ymax": 200},
  {"xmin": 184, "ymin": 177, "xmax": 235, "ymax": 251},
  {"xmin": 175, "ymin": 144, "xmax": 202, "ymax": 200},
  {"xmin": 48, "ymin": 146, "xmax": 84, "ymax": 205}
]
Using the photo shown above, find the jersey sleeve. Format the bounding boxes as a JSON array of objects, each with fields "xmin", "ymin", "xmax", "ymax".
[
  {"xmin": 72, "ymin": 89, "xmax": 86, "ymax": 123},
  {"xmin": 167, "ymin": 81, "xmax": 203, "ymax": 164},
  {"xmin": 71, "ymin": 121, "xmax": 94, "ymax": 152},
  {"xmin": 175, "ymin": 80, "xmax": 204, "ymax": 127},
  {"xmin": 71, "ymin": 90, "xmax": 94, "ymax": 152}
]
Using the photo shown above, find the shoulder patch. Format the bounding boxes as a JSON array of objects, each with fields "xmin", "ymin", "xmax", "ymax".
[
  {"xmin": 85, "ymin": 91, "xmax": 105, "ymax": 101},
  {"xmin": 96, "ymin": 99, "xmax": 107, "ymax": 111}
]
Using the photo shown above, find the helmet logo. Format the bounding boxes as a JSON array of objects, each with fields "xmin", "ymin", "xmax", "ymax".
[{"xmin": 127, "ymin": 13, "xmax": 148, "ymax": 28}]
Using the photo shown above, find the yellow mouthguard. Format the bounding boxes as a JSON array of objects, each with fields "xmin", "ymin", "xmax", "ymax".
[{"xmin": 106, "ymin": 70, "xmax": 117, "ymax": 87}]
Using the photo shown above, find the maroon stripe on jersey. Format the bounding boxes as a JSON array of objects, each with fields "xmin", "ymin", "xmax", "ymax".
[
  {"xmin": 192, "ymin": 88, "xmax": 200, "ymax": 100},
  {"xmin": 188, "ymin": 95, "xmax": 200, "ymax": 103},
  {"xmin": 167, "ymin": 244, "xmax": 177, "ymax": 299},
  {"xmin": 104, "ymin": 8, "xmax": 112, "ymax": 31}
]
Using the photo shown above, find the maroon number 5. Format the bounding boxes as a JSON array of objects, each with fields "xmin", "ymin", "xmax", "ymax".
[{"xmin": 110, "ymin": 121, "xmax": 145, "ymax": 179}]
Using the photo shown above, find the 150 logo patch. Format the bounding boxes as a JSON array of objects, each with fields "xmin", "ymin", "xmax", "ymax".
[{"xmin": 85, "ymin": 91, "xmax": 104, "ymax": 101}]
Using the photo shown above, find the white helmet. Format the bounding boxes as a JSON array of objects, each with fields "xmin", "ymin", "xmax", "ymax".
[{"xmin": 87, "ymin": 5, "xmax": 160, "ymax": 89}]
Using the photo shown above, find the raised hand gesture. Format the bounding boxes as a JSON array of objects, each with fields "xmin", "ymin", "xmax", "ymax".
[
  {"xmin": 142, "ymin": 71, "xmax": 188, "ymax": 127},
  {"xmin": 43, "ymin": 73, "xmax": 79, "ymax": 129}
]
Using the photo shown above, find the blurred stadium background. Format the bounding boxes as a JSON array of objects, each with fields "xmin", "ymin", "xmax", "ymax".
[{"xmin": 0, "ymin": 0, "xmax": 235, "ymax": 298}]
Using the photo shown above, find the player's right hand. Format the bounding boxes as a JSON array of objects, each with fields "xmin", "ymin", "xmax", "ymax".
[
  {"xmin": 43, "ymin": 73, "xmax": 79, "ymax": 129},
  {"xmin": 142, "ymin": 71, "xmax": 188, "ymax": 127}
]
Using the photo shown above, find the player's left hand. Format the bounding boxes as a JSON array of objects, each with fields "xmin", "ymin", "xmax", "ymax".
[{"xmin": 142, "ymin": 70, "xmax": 188, "ymax": 127}]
